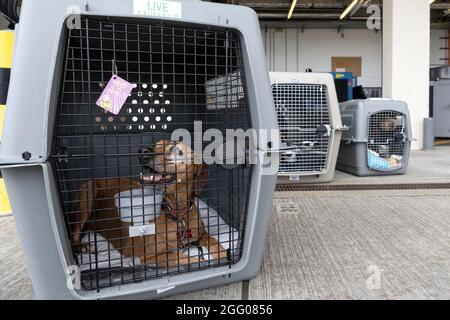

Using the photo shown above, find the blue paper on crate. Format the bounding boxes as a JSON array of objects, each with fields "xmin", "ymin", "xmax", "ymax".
[
  {"xmin": 368, "ymin": 149, "xmax": 403, "ymax": 171},
  {"xmin": 368, "ymin": 150, "xmax": 390, "ymax": 170}
]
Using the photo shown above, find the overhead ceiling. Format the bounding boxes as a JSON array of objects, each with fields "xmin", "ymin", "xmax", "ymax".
[{"xmin": 210, "ymin": 0, "xmax": 450, "ymax": 29}]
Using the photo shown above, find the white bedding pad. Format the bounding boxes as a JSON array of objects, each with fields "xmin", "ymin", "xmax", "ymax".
[{"xmin": 77, "ymin": 197, "xmax": 239, "ymax": 270}]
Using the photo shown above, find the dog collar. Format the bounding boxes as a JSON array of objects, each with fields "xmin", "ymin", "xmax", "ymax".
[{"xmin": 163, "ymin": 203, "xmax": 194, "ymax": 221}]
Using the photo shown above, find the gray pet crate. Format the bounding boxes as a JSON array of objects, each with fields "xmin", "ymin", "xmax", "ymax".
[
  {"xmin": 270, "ymin": 72, "xmax": 345, "ymax": 184},
  {"xmin": 0, "ymin": 0, "xmax": 278, "ymax": 299},
  {"xmin": 337, "ymin": 99, "xmax": 412, "ymax": 176}
]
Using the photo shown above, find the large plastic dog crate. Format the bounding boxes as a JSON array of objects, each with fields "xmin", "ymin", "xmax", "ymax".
[
  {"xmin": 270, "ymin": 72, "xmax": 344, "ymax": 184},
  {"xmin": 0, "ymin": 0, "xmax": 278, "ymax": 299},
  {"xmin": 337, "ymin": 99, "xmax": 412, "ymax": 176}
]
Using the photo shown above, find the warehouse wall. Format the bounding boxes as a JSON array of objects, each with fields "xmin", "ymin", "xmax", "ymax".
[
  {"xmin": 261, "ymin": 27, "xmax": 448, "ymax": 88},
  {"xmin": 430, "ymin": 29, "xmax": 449, "ymax": 66},
  {"xmin": 261, "ymin": 28, "xmax": 382, "ymax": 87}
]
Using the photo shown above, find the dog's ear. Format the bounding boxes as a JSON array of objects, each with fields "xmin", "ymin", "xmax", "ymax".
[{"xmin": 194, "ymin": 163, "xmax": 208, "ymax": 195}]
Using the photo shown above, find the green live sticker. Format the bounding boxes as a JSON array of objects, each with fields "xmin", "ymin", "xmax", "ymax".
[{"xmin": 133, "ymin": 0, "xmax": 182, "ymax": 19}]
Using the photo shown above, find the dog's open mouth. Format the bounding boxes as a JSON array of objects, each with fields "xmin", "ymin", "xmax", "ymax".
[{"xmin": 140, "ymin": 168, "xmax": 177, "ymax": 185}]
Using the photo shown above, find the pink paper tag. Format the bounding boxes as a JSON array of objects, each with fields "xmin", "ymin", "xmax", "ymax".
[{"xmin": 96, "ymin": 75, "xmax": 133, "ymax": 115}]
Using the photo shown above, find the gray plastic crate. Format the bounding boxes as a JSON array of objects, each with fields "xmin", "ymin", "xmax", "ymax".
[
  {"xmin": 270, "ymin": 72, "xmax": 345, "ymax": 184},
  {"xmin": 337, "ymin": 99, "xmax": 412, "ymax": 177},
  {"xmin": 0, "ymin": 0, "xmax": 278, "ymax": 300}
]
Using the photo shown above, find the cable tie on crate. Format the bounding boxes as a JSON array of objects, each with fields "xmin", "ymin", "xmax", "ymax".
[{"xmin": 112, "ymin": 59, "xmax": 118, "ymax": 77}]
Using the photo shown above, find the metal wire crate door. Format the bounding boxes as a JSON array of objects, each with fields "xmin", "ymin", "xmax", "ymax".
[
  {"xmin": 50, "ymin": 16, "xmax": 252, "ymax": 291},
  {"xmin": 367, "ymin": 110, "xmax": 408, "ymax": 171},
  {"xmin": 272, "ymin": 83, "xmax": 331, "ymax": 175}
]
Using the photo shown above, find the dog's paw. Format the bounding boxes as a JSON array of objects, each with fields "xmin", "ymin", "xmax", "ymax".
[{"xmin": 180, "ymin": 257, "xmax": 201, "ymax": 265}]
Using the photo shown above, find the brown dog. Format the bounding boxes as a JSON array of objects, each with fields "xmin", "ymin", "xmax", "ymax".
[
  {"xmin": 71, "ymin": 140, "xmax": 228, "ymax": 268},
  {"xmin": 380, "ymin": 116, "xmax": 398, "ymax": 132}
]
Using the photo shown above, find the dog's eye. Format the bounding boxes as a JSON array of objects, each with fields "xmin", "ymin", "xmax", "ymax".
[{"xmin": 171, "ymin": 145, "xmax": 183, "ymax": 156}]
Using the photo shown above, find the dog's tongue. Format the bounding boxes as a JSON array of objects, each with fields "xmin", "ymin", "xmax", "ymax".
[{"xmin": 141, "ymin": 174, "xmax": 164, "ymax": 184}]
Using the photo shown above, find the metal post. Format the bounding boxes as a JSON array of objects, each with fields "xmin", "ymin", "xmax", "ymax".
[{"xmin": 423, "ymin": 118, "xmax": 435, "ymax": 151}]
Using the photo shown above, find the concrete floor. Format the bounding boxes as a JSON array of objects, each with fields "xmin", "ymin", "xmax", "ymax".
[{"xmin": 1, "ymin": 148, "xmax": 449, "ymax": 300}]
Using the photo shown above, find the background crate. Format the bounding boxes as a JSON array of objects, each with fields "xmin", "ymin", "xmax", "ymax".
[
  {"xmin": 337, "ymin": 99, "xmax": 412, "ymax": 177},
  {"xmin": 270, "ymin": 72, "xmax": 344, "ymax": 184}
]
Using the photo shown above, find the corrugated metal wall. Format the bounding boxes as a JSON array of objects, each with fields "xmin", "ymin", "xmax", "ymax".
[
  {"xmin": 261, "ymin": 26, "xmax": 448, "ymax": 88},
  {"xmin": 260, "ymin": 27, "xmax": 384, "ymax": 88},
  {"xmin": 262, "ymin": 28, "xmax": 303, "ymax": 72}
]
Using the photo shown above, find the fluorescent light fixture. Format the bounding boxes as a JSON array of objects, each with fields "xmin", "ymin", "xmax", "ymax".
[
  {"xmin": 429, "ymin": 0, "xmax": 436, "ymax": 4},
  {"xmin": 340, "ymin": 0, "xmax": 358, "ymax": 20},
  {"xmin": 287, "ymin": 0, "xmax": 298, "ymax": 20}
]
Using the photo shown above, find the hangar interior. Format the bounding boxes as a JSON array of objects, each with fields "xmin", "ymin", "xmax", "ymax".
[{"xmin": 0, "ymin": 0, "xmax": 449, "ymax": 300}]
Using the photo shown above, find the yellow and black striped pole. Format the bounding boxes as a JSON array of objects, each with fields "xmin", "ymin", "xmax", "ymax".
[{"xmin": 0, "ymin": 29, "xmax": 13, "ymax": 216}]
